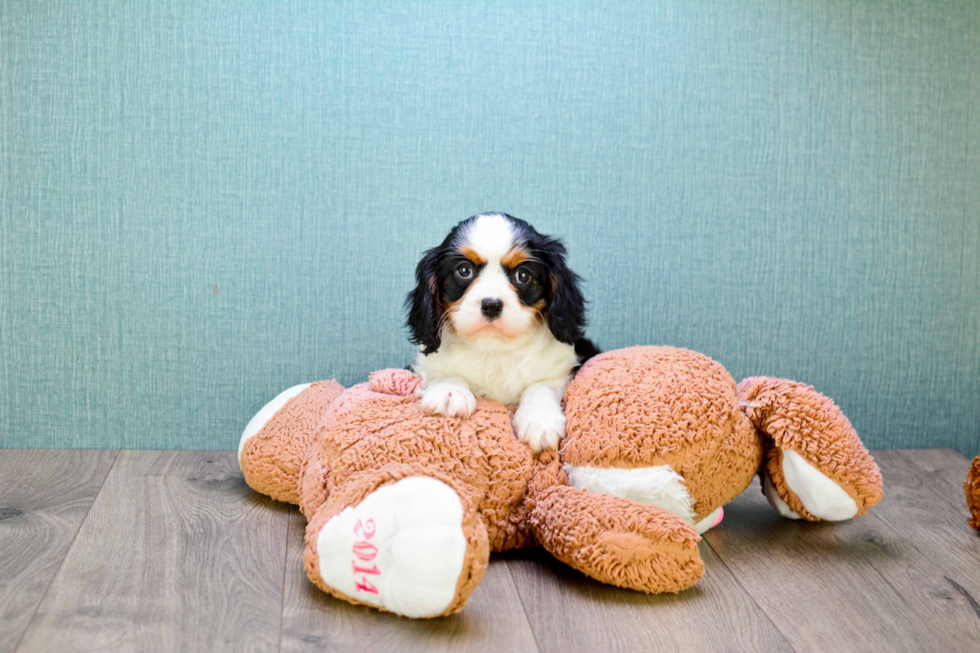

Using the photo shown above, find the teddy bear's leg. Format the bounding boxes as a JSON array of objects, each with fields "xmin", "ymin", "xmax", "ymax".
[
  {"xmin": 738, "ymin": 377, "xmax": 884, "ymax": 522},
  {"xmin": 531, "ymin": 485, "xmax": 704, "ymax": 593},
  {"xmin": 238, "ymin": 380, "xmax": 345, "ymax": 504},
  {"xmin": 564, "ymin": 463, "xmax": 728, "ymax": 535},
  {"xmin": 304, "ymin": 464, "xmax": 489, "ymax": 619}
]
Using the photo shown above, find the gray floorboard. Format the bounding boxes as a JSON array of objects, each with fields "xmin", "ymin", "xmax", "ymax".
[
  {"xmin": 506, "ymin": 544, "xmax": 792, "ymax": 653},
  {"xmin": 703, "ymin": 465, "xmax": 980, "ymax": 653},
  {"xmin": 0, "ymin": 450, "xmax": 118, "ymax": 653},
  {"xmin": 5, "ymin": 449, "xmax": 980, "ymax": 651},
  {"xmin": 14, "ymin": 451, "xmax": 292, "ymax": 653},
  {"xmin": 871, "ymin": 450, "xmax": 980, "ymax": 611}
]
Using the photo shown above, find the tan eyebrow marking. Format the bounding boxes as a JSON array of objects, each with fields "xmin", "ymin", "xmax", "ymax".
[
  {"xmin": 458, "ymin": 247, "xmax": 487, "ymax": 265},
  {"xmin": 501, "ymin": 247, "xmax": 531, "ymax": 268}
]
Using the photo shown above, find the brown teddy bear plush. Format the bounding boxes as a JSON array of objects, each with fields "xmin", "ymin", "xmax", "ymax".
[
  {"xmin": 965, "ymin": 455, "xmax": 980, "ymax": 530},
  {"xmin": 239, "ymin": 346, "xmax": 883, "ymax": 618}
]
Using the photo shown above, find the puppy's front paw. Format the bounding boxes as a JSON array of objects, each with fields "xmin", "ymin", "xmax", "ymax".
[
  {"xmin": 513, "ymin": 405, "xmax": 566, "ymax": 452},
  {"xmin": 421, "ymin": 383, "xmax": 477, "ymax": 418}
]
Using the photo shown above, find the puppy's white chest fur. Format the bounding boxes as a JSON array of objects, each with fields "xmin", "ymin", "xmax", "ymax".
[{"xmin": 414, "ymin": 326, "xmax": 578, "ymax": 405}]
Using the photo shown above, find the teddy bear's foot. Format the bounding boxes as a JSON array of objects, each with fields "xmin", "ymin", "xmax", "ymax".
[
  {"xmin": 306, "ymin": 473, "xmax": 489, "ymax": 618},
  {"xmin": 763, "ymin": 474, "xmax": 801, "ymax": 519},
  {"xmin": 738, "ymin": 376, "xmax": 883, "ymax": 522},
  {"xmin": 763, "ymin": 450, "xmax": 858, "ymax": 521}
]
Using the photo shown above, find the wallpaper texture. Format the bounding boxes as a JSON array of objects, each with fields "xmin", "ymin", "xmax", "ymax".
[{"xmin": 1, "ymin": 1, "xmax": 978, "ymax": 453}]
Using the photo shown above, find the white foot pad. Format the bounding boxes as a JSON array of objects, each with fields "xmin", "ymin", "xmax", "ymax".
[
  {"xmin": 764, "ymin": 474, "xmax": 802, "ymax": 520},
  {"xmin": 777, "ymin": 450, "xmax": 859, "ymax": 521},
  {"xmin": 316, "ymin": 477, "xmax": 467, "ymax": 618}
]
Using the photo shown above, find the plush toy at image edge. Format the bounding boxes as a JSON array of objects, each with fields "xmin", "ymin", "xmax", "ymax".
[
  {"xmin": 238, "ymin": 345, "xmax": 884, "ymax": 619},
  {"xmin": 965, "ymin": 456, "xmax": 980, "ymax": 530}
]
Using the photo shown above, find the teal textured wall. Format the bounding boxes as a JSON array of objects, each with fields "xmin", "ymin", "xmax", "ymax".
[{"xmin": 1, "ymin": 1, "xmax": 978, "ymax": 453}]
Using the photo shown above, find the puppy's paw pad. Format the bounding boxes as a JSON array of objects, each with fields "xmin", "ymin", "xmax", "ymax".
[
  {"xmin": 513, "ymin": 407, "xmax": 565, "ymax": 452},
  {"xmin": 421, "ymin": 385, "xmax": 477, "ymax": 418}
]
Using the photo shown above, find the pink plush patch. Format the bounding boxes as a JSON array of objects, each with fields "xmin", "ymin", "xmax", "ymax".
[
  {"xmin": 369, "ymin": 368, "xmax": 423, "ymax": 396},
  {"xmin": 316, "ymin": 383, "xmax": 378, "ymax": 434},
  {"xmin": 712, "ymin": 507, "xmax": 724, "ymax": 528}
]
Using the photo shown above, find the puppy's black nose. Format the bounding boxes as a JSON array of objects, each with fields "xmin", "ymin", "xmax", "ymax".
[{"xmin": 481, "ymin": 298, "xmax": 504, "ymax": 320}]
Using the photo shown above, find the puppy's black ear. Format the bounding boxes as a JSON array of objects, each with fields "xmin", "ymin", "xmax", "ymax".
[
  {"xmin": 539, "ymin": 237, "xmax": 587, "ymax": 344},
  {"xmin": 404, "ymin": 247, "xmax": 443, "ymax": 355}
]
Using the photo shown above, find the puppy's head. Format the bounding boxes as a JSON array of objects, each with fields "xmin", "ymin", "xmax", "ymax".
[{"xmin": 406, "ymin": 213, "xmax": 587, "ymax": 354}]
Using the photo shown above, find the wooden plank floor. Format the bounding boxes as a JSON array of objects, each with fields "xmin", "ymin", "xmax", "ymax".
[{"xmin": 2, "ymin": 449, "xmax": 979, "ymax": 653}]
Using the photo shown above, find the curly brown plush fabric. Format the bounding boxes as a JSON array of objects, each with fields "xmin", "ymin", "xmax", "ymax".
[
  {"xmin": 562, "ymin": 346, "xmax": 763, "ymax": 521},
  {"xmin": 965, "ymin": 455, "xmax": 980, "ymax": 530},
  {"xmin": 738, "ymin": 376, "xmax": 883, "ymax": 520},
  {"xmin": 315, "ymin": 393, "xmax": 536, "ymax": 552},
  {"xmin": 239, "ymin": 348, "xmax": 884, "ymax": 618},
  {"xmin": 296, "ymin": 380, "xmax": 393, "ymax": 519},
  {"xmin": 298, "ymin": 443, "xmax": 331, "ymax": 520},
  {"xmin": 240, "ymin": 380, "xmax": 344, "ymax": 504},
  {"xmin": 531, "ymin": 485, "xmax": 704, "ymax": 593},
  {"xmin": 563, "ymin": 346, "xmax": 739, "ymax": 468}
]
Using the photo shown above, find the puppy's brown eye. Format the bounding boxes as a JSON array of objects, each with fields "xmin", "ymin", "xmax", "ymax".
[
  {"xmin": 514, "ymin": 268, "xmax": 530, "ymax": 285},
  {"xmin": 456, "ymin": 264, "xmax": 473, "ymax": 280}
]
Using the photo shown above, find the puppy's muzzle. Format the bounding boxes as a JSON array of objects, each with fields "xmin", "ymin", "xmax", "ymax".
[{"xmin": 480, "ymin": 298, "xmax": 504, "ymax": 320}]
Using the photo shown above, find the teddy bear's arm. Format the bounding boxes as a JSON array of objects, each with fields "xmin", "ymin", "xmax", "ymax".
[
  {"xmin": 529, "ymin": 484, "xmax": 704, "ymax": 594},
  {"xmin": 239, "ymin": 380, "xmax": 345, "ymax": 504}
]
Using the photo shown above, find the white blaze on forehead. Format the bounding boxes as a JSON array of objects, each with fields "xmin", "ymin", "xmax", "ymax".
[
  {"xmin": 447, "ymin": 213, "xmax": 535, "ymax": 341},
  {"xmin": 461, "ymin": 214, "xmax": 516, "ymax": 268}
]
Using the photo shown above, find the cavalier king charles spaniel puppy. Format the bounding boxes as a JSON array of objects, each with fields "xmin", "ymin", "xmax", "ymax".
[{"xmin": 405, "ymin": 213, "xmax": 599, "ymax": 452}]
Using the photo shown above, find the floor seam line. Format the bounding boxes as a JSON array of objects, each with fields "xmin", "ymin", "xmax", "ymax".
[
  {"xmin": 504, "ymin": 558, "xmax": 546, "ymax": 653},
  {"xmin": 276, "ymin": 513, "xmax": 293, "ymax": 653}
]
